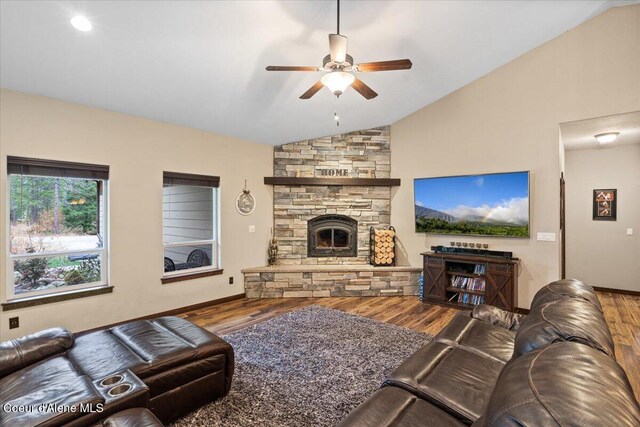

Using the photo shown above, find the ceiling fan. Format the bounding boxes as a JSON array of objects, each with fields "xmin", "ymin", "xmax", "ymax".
[{"xmin": 266, "ymin": 0, "xmax": 412, "ymax": 100}]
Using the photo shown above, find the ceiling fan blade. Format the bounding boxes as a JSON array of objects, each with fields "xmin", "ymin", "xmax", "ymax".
[
  {"xmin": 351, "ymin": 78, "xmax": 378, "ymax": 100},
  {"xmin": 355, "ymin": 59, "xmax": 413, "ymax": 72},
  {"xmin": 300, "ymin": 81, "xmax": 325, "ymax": 99},
  {"xmin": 329, "ymin": 34, "xmax": 348, "ymax": 63},
  {"xmin": 266, "ymin": 66, "xmax": 320, "ymax": 71}
]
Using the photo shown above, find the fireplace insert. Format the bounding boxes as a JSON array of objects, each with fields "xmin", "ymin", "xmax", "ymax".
[{"xmin": 308, "ymin": 215, "xmax": 358, "ymax": 257}]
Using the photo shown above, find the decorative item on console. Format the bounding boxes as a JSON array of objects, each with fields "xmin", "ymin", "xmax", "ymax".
[
  {"xmin": 450, "ymin": 242, "xmax": 489, "ymax": 249},
  {"xmin": 370, "ymin": 226, "xmax": 396, "ymax": 266}
]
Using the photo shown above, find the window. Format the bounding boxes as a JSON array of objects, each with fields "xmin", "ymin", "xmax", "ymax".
[
  {"xmin": 162, "ymin": 172, "xmax": 220, "ymax": 281},
  {"xmin": 7, "ymin": 157, "xmax": 109, "ymax": 299}
]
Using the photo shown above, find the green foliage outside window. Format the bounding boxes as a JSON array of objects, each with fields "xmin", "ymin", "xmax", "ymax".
[
  {"xmin": 10, "ymin": 175, "xmax": 99, "ymax": 235},
  {"xmin": 14, "ymin": 246, "xmax": 47, "ymax": 285}
]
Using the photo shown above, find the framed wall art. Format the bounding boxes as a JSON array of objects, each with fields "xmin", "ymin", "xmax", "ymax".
[
  {"xmin": 593, "ymin": 189, "xmax": 616, "ymax": 221},
  {"xmin": 236, "ymin": 180, "xmax": 256, "ymax": 216}
]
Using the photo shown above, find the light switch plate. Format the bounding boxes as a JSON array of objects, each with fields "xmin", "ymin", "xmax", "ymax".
[
  {"xmin": 627, "ymin": 228, "xmax": 634, "ymax": 236},
  {"xmin": 536, "ymin": 232, "xmax": 556, "ymax": 242},
  {"xmin": 248, "ymin": 225, "xmax": 256, "ymax": 233}
]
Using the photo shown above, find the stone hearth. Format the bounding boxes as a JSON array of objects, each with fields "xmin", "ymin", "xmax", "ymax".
[
  {"xmin": 243, "ymin": 265, "xmax": 421, "ymax": 298},
  {"xmin": 244, "ymin": 126, "xmax": 418, "ymax": 298}
]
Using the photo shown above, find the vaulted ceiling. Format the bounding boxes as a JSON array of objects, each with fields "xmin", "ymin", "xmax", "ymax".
[{"xmin": 0, "ymin": 1, "xmax": 631, "ymax": 145}]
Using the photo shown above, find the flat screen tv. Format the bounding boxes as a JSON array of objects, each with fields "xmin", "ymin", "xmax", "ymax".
[{"xmin": 414, "ymin": 171, "xmax": 529, "ymax": 237}]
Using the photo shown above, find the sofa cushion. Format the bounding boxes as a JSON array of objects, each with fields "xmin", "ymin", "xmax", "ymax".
[
  {"xmin": 0, "ymin": 327, "xmax": 74, "ymax": 377},
  {"xmin": 513, "ymin": 298, "xmax": 615, "ymax": 359},
  {"xmin": 435, "ymin": 311, "xmax": 515, "ymax": 363},
  {"xmin": 92, "ymin": 408, "xmax": 163, "ymax": 427},
  {"xmin": 471, "ymin": 305, "xmax": 524, "ymax": 331},
  {"xmin": 338, "ymin": 386, "xmax": 466, "ymax": 427},
  {"xmin": 69, "ymin": 316, "xmax": 233, "ymax": 381},
  {"xmin": 384, "ymin": 341, "xmax": 504, "ymax": 423},
  {"xmin": 0, "ymin": 356, "xmax": 102, "ymax": 426},
  {"xmin": 479, "ymin": 342, "xmax": 640, "ymax": 427},
  {"xmin": 530, "ymin": 279, "xmax": 602, "ymax": 311},
  {"xmin": 67, "ymin": 330, "xmax": 148, "ymax": 379}
]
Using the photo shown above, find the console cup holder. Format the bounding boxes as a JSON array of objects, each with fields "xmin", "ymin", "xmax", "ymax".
[
  {"xmin": 107, "ymin": 383, "xmax": 132, "ymax": 397},
  {"xmin": 99, "ymin": 374, "xmax": 124, "ymax": 387}
]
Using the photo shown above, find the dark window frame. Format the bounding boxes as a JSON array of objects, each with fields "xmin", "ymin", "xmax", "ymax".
[
  {"xmin": 8, "ymin": 156, "xmax": 109, "ymax": 180},
  {"xmin": 6, "ymin": 156, "xmax": 110, "ymax": 301},
  {"xmin": 163, "ymin": 171, "xmax": 219, "ymax": 188}
]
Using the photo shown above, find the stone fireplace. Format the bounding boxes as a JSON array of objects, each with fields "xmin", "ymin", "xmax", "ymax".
[
  {"xmin": 243, "ymin": 126, "xmax": 421, "ymax": 298},
  {"xmin": 272, "ymin": 127, "xmax": 391, "ymax": 265},
  {"xmin": 307, "ymin": 215, "xmax": 358, "ymax": 258}
]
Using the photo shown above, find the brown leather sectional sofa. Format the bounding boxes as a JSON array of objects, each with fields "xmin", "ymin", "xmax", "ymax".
[
  {"xmin": 339, "ymin": 279, "xmax": 640, "ymax": 426},
  {"xmin": 0, "ymin": 316, "xmax": 233, "ymax": 426}
]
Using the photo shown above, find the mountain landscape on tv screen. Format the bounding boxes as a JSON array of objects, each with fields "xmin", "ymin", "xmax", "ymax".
[
  {"xmin": 414, "ymin": 172, "xmax": 530, "ymax": 237},
  {"xmin": 415, "ymin": 205, "xmax": 529, "ymax": 237}
]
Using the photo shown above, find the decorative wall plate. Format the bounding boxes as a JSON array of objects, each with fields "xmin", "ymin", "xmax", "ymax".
[{"xmin": 236, "ymin": 190, "xmax": 256, "ymax": 215}]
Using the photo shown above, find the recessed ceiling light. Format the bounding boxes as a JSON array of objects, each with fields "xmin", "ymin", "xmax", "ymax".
[
  {"xmin": 71, "ymin": 15, "xmax": 92, "ymax": 32},
  {"xmin": 594, "ymin": 132, "xmax": 619, "ymax": 145}
]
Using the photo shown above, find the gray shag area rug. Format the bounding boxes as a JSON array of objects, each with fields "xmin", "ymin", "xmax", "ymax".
[{"xmin": 172, "ymin": 305, "xmax": 432, "ymax": 427}]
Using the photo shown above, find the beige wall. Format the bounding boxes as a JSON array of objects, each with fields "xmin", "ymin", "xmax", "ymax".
[
  {"xmin": 0, "ymin": 89, "xmax": 273, "ymax": 340},
  {"xmin": 390, "ymin": 5, "xmax": 640, "ymax": 308},
  {"xmin": 565, "ymin": 144, "xmax": 640, "ymax": 292}
]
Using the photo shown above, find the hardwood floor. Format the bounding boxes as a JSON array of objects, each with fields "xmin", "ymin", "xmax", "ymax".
[
  {"xmin": 179, "ymin": 292, "xmax": 640, "ymax": 401},
  {"xmin": 598, "ymin": 291, "xmax": 640, "ymax": 401}
]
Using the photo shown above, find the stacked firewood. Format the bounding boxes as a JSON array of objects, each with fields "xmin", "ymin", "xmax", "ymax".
[{"xmin": 372, "ymin": 229, "xmax": 395, "ymax": 265}]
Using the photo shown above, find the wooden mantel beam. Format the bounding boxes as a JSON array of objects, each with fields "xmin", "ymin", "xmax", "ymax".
[{"xmin": 263, "ymin": 177, "xmax": 401, "ymax": 187}]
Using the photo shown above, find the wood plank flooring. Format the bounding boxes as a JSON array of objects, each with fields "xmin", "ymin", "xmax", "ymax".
[
  {"xmin": 179, "ymin": 292, "xmax": 640, "ymax": 401},
  {"xmin": 598, "ymin": 291, "xmax": 640, "ymax": 401}
]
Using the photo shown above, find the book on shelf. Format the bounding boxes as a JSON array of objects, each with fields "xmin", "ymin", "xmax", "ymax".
[
  {"xmin": 457, "ymin": 293, "xmax": 486, "ymax": 305},
  {"xmin": 450, "ymin": 273, "xmax": 486, "ymax": 292},
  {"xmin": 473, "ymin": 264, "xmax": 487, "ymax": 275}
]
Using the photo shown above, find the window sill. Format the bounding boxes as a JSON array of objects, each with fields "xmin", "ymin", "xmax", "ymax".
[
  {"xmin": 2, "ymin": 285, "xmax": 113, "ymax": 311},
  {"xmin": 161, "ymin": 269, "xmax": 224, "ymax": 284}
]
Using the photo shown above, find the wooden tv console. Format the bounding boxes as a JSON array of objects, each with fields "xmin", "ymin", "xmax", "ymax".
[{"xmin": 420, "ymin": 251, "xmax": 519, "ymax": 312}]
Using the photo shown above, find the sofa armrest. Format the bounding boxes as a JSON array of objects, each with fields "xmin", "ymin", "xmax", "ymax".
[
  {"xmin": 472, "ymin": 305, "xmax": 525, "ymax": 331},
  {"xmin": 0, "ymin": 327, "xmax": 74, "ymax": 377}
]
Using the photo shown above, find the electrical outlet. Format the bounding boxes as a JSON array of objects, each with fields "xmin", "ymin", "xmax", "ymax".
[
  {"xmin": 9, "ymin": 317, "xmax": 19, "ymax": 329},
  {"xmin": 229, "ymin": 276, "xmax": 234, "ymax": 285},
  {"xmin": 248, "ymin": 225, "xmax": 256, "ymax": 233}
]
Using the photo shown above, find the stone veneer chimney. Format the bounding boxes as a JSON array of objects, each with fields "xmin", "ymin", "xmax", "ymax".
[
  {"xmin": 273, "ymin": 126, "xmax": 392, "ymax": 265},
  {"xmin": 242, "ymin": 125, "xmax": 420, "ymax": 299}
]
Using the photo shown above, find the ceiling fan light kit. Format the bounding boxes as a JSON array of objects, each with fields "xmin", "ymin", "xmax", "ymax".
[
  {"xmin": 265, "ymin": 0, "xmax": 413, "ymax": 102},
  {"xmin": 321, "ymin": 71, "xmax": 355, "ymax": 97}
]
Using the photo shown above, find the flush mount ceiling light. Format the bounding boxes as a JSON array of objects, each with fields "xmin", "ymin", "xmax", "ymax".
[
  {"xmin": 71, "ymin": 15, "xmax": 92, "ymax": 32},
  {"xmin": 265, "ymin": 0, "xmax": 412, "ymax": 100},
  {"xmin": 594, "ymin": 132, "xmax": 619, "ymax": 145}
]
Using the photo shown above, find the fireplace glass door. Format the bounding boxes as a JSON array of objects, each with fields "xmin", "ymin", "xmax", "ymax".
[
  {"xmin": 308, "ymin": 215, "xmax": 357, "ymax": 257},
  {"xmin": 315, "ymin": 227, "xmax": 350, "ymax": 249}
]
